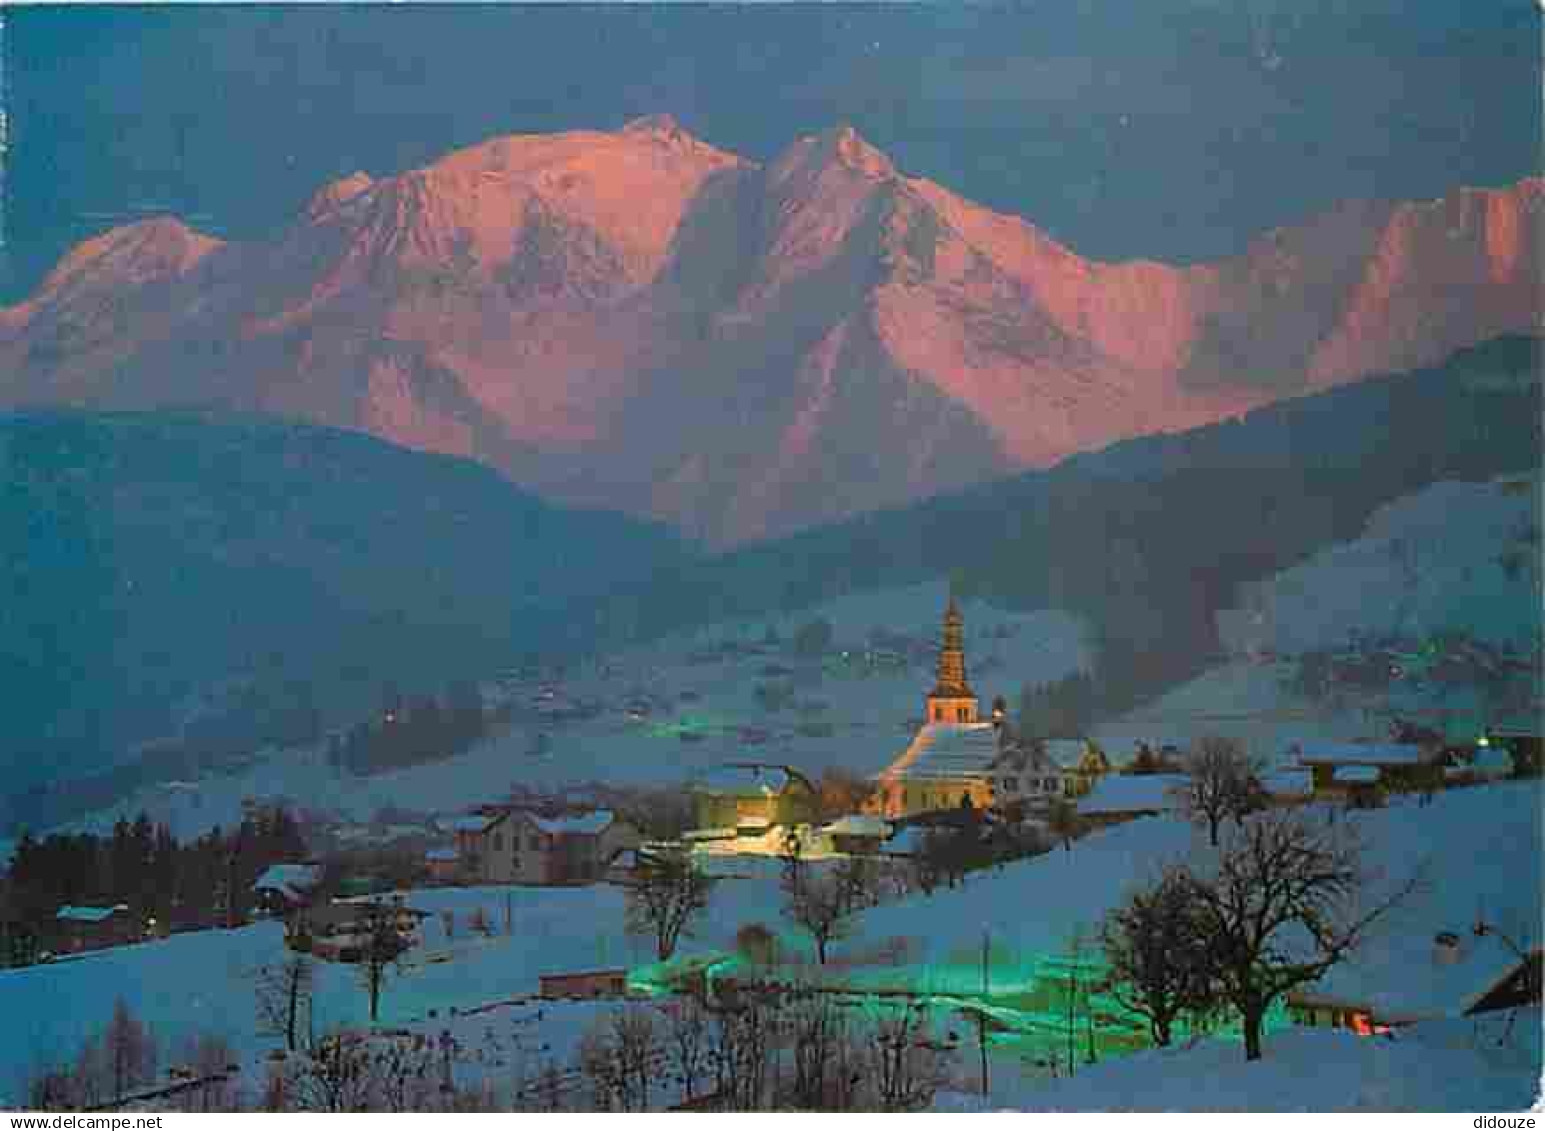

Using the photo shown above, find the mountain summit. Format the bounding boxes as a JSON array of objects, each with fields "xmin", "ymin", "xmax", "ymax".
[{"xmin": 3, "ymin": 121, "xmax": 1538, "ymax": 545}]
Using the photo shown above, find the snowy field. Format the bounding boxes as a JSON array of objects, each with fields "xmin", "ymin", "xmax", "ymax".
[
  {"xmin": 937, "ymin": 1009, "xmax": 1542, "ymax": 1112},
  {"xmin": 839, "ymin": 781, "xmax": 1541, "ymax": 993}
]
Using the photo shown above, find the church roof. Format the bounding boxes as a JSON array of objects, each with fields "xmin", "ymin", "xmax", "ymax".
[{"xmin": 878, "ymin": 723, "xmax": 1001, "ymax": 783}]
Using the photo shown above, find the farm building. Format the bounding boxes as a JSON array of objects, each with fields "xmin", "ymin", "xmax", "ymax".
[
  {"xmin": 253, "ymin": 862, "xmax": 324, "ymax": 912},
  {"xmin": 53, "ymin": 904, "xmax": 139, "ymax": 953},
  {"xmin": 539, "ymin": 969, "xmax": 630, "ymax": 1000},
  {"xmin": 470, "ymin": 809, "xmax": 641, "ymax": 886},
  {"xmin": 1294, "ymin": 741, "xmax": 1446, "ymax": 798},
  {"xmin": 690, "ymin": 764, "xmax": 819, "ymax": 831}
]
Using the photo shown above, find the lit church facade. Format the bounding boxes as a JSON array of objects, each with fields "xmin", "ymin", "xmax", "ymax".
[{"xmin": 867, "ymin": 595, "xmax": 1068, "ymax": 820}]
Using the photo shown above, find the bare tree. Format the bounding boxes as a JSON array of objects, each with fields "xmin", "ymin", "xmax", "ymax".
[
  {"xmin": 785, "ymin": 989, "xmax": 863, "ymax": 1110},
  {"xmin": 780, "ymin": 835, "xmax": 876, "ymax": 964},
  {"xmin": 173, "ymin": 1032, "xmax": 240, "ymax": 1111},
  {"xmin": 374, "ymin": 1033, "xmax": 436, "ymax": 1112},
  {"xmin": 256, "ymin": 954, "xmax": 314, "ymax": 1053},
  {"xmin": 661, "ymin": 997, "xmax": 710, "ymax": 1103},
  {"xmin": 707, "ymin": 991, "xmax": 780, "ymax": 1110},
  {"xmin": 1046, "ymin": 798, "xmax": 1081, "ymax": 854},
  {"xmin": 611, "ymin": 1006, "xmax": 657, "ymax": 1111},
  {"xmin": 1182, "ymin": 808, "xmax": 1423, "ymax": 1060},
  {"xmin": 578, "ymin": 1006, "xmax": 657, "ymax": 1111},
  {"xmin": 871, "ymin": 1001, "xmax": 951, "ymax": 1111},
  {"xmin": 286, "ymin": 1032, "xmax": 379, "ymax": 1112},
  {"xmin": 1180, "ymin": 736, "xmax": 1265, "ymax": 846},
  {"xmin": 356, "ymin": 902, "xmax": 408, "ymax": 1023},
  {"xmin": 72, "ymin": 1035, "xmax": 108, "ymax": 1108},
  {"xmin": 23, "ymin": 1054, "xmax": 79, "ymax": 1111},
  {"xmin": 104, "ymin": 997, "xmax": 156, "ymax": 1102},
  {"xmin": 625, "ymin": 850, "xmax": 714, "ymax": 962},
  {"xmin": 577, "ymin": 1022, "xmax": 623, "ymax": 1110},
  {"xmin": 1100, "ymin": 869, "xmax": 1218, "ymax": 1047}
]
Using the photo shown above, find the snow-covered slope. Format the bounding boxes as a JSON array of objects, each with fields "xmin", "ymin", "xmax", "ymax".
[
  {"xmin": 937, "ymin": 1010, "xmax": 1542, "ymax": 1112},
  {"xmin": 1222, "ymin": 476, "xmax": 1540, "ymax": 656},
  {"xmin": 845, "ymin": 781, "xmax": 1540, "ymax": 1000}
]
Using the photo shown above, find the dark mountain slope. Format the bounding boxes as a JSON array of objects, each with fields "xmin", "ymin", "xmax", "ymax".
[{"xmin": 0, "ymin": 410, "xmax": 689, "ymax": 788}]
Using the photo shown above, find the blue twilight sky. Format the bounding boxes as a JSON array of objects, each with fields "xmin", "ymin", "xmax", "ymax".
[{"xmin": 3, "ymin": 1, "xmax": 1539, "ymax": 300}]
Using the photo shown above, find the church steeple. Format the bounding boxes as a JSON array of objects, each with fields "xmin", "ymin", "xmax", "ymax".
[
  {"xmin": 926, "ymin": 593, "xmax": 979, "ymax": 724},
  {"xmin": 931, "ymin": 595, "xmax": 972, "ymax": 698}
]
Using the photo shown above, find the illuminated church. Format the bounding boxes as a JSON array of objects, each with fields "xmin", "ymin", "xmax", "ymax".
[{"xmin": 867, "ymin": 594, "xmax": 1066, "ymax": 820}]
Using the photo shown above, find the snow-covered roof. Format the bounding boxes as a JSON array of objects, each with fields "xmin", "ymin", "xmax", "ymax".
[
  {"xmin": 443, "ymin": 814, "xmax": 496, "ymax": 834},
  {"xmin": 1261, "ymin": 769, "xmax": 1313, "ymax": 798},
  {"xmin": 879, "ymin": 723, "xmax": 1001, "ymax": 783},
  {"xmin": 1332, "ymin": 764, "xmax": 1382, "ymax": 785},
  {"xmin": 1472, "ymin": 746, "xmax": 1514, "ymax": 775},
  {"xmin": 695, "ymin": 764, "xmax": 806, "ymax": 796},
  {"xmin": 824, "ymin": 814, "xmax": 889, "ymax": 838},
  {"xmin": 736, "ymin": 814, "xmax": 772, "ymax": 832},
  {"xmin": 879, "ymin": 825, "xmax": 930, "ymax": 856},
  {"xmin": 56, "ymin": 904, "xmax": 129, "ymax": 924},
  {"xmin": 1042, "ymin": 738, "xmax": 1086, "ymax": 768},
  {"xmin": 1298, "ymin": 931, "xmax": 1538, "ymax": 1025},
  {"xmin": 530, "ymin": 810, "xmax": 615, "ymax": 836},
  {"xmin": 254, "ymin": 863, "xmax": 323, "ymax": 895},
  {"xmin": 1297, "ymin": 742, "xmax": 1434, "ymax": 767},
  {"xmin": 1288, "ymin": 782, "xmax": 1542, "ymax": 1026},
  {"xmin": 1077, "ymin": 774, "xmax": 1187, "ymax": 816}
]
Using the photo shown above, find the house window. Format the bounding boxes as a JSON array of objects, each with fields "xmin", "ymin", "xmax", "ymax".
[
  {"xmin": 934, "ymin": 706, "xmax": 944, "ymax": 721},
  {"xmin": 492, "ymin": 833, "xmax": 503, "ymax": 852},
  {"xmin": 1001, "ymin": 777, "xmax": 1019, "ymax": 792},
  {"xmin": 528, "ymin": 835, "xmax": 542, "ymax": 851}
]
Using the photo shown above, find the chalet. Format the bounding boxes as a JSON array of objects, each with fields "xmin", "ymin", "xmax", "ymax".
[
  {"xmin": 53, "ymin": 904, "xmax": 138, "ymax": 953},
  {"xmin": 1044, "ymin": 738, "xmax": 1112, "ymax": 797},
  {"xmin": 1287, "ymin": 925, "xmax": 1542, "ymax": 1033},
  {"xmin": 287, "ymin": 899, "xmax": 428, "ymax": 963},
  {"xmin": 253, "ymin": 862, "xmax": 324, "ymax": 913},
  {"xmin": 438, "ymin": 812, "xmax": 501, "ymax": 882},
  {"xmin": 691, "ymin": 764, "xmax": 819, "ymax": 831},
  {"xmin": 1294, "ymin": 740, "xmax": 1446, "ymax": 799},
  {"xmin": 991, "ymin": 741, "xmax": 1073, "ymax": 816},
  {"xmin": 474, "ymin": 809, "xmax": 641, "ymax": 886}
]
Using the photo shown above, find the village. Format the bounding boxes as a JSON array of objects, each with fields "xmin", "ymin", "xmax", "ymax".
[{"xmin": 1, "ymin": 582, "xmax": 1538, "ymax": 1112}]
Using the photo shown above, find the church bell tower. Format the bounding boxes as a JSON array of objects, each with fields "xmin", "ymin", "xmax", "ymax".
[{"xmin": 926, "ymin": 595, "xmax": 979, "ymax": 724}]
